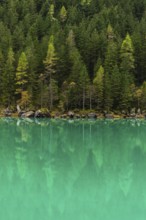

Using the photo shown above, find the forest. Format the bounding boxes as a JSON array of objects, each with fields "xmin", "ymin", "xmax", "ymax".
[{"xmin": 0, "ymin": 0, "xmax": 146, "ymax": 113}]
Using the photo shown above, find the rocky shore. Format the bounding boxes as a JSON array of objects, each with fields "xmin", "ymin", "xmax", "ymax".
[{"xmin": 1, "ymin": 107, "xmax": 145, "ymax": 119}]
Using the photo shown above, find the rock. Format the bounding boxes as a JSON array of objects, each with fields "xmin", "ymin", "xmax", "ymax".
[
  {"xmin": 88, "ymin": 113, "xmax": 97, "ymax": 119},
  {"xmin": 75, "ymin": 114, "xmax": 81, "ymax": 119},
  {"xmin": 35, "ymin": 109, "xmax": 51, "ymax": 118},
  {"xmin": 3, "ymin": 108, "xmax": 12, "ymax": 117},
  {"xmin": 137, "ymin": 108, "xmax": 141, "ymax": 114},
  {"xmin": 68, "ymin": 111, "xmax": 74, "ymax": 119},
  {"xmin": 130, "ymin": 108, "xmax": 136, "ymax": 114},
  {"xmin": 21, "ymin": 111, "xmax": 35, "ymax": 118},
  {"xmin": 136, "ymin": 114, "xmax": 144, "ymax": 119},
  {"xmin": 61, "ymin": 114, "xmax": 67, "ymax": 118},
  {"xmin": 104, "ymin": 113, "xmax": 114, "ymax": 119}
]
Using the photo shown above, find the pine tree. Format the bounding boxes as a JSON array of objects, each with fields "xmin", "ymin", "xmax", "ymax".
[
  {"xmin": 3, "ymin": 47, "xmax": 15, "ymax": 106},
  {"xmin": 119, "ymin": 72, "xmax": 133, "ymax": 111},
  {"xmin": 120, "ymin": 33, "xmax": 135, "ymax": 73},
  {"xmin": 93, "ymin": 65, "xmax": 104, "ymax": 110},
  {"xmin": 104, "ymin": 72, "xmax": 113, "ymax": 112},
  {"xmin": 104, "ymin": 25, "xmax": 118, "ymax": 74},
  {"xmin": 43, "ymin": 35, "xmax": 58, "ymax": 110},
  {"xmin": 60, "ymin": 6, "xmax": 67, "ymax": 22},
  {"xmin": 15, "ymin": 52, "xmax": 29, "ymax": 105},
  {"xmin": 79, "ymin": 64, "xmax": 90, "ymax": 110},
  {"xmin": 111, "ymin": 65, "xmax": 121, "ymax": 109}
]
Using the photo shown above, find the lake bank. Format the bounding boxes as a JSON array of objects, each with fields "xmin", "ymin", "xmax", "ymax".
[{"xmin": 0, "ymin": 109, "xmax": 145, "ymax": 120}]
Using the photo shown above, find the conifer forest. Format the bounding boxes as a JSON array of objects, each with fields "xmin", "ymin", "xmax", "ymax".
[{"xmin": 0, "ymin": 0, "xmax": 146, "ymax": 113}]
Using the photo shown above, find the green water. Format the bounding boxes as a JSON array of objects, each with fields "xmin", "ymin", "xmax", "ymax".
[{"xmin": 0, "ymin": 118, "xmax": 146, "ymax": 220}]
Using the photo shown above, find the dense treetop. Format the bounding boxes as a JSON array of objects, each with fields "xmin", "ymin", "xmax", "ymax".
[{"xmin": 0, "ymin": 0, "xmax": 146, "ymax": 112}]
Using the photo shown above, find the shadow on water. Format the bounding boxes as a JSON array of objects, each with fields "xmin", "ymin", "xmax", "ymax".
[{"xmin": 0, "ymin": 118, "xmax": 146, "ymax": 220}]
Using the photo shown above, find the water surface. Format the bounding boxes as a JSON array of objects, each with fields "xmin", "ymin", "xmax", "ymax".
[{"xmin": 0, "ymin": 118, "xmax": 146, "ymax": 220}]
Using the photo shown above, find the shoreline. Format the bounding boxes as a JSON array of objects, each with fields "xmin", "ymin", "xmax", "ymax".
[{"xmin": 0, "ymin": 112, "xmax": 145, "ymax": 120}]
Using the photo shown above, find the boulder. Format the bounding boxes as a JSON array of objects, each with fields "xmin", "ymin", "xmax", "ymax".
[
  {"xmin": 88, "ymin": 113, "xmax": 97, "ymax": 119},
  {"xmin": 3, "ymin": 108, "xmax": 12, "ymax": 117},
  {"xmin": 104, "ymin": 113, "xmax": 114, "ymax": 119},
  {"xmin": 35, "ymin": 109, "xmax": 51, "ymax": 118},
  {"xmin": 75, "ymin": 114, "xmax": 81, "ymax": 119},
  {"xmin": 68, "ymin": 111, "xmax": 74, "ymax": 119},
  {"xmin": 81, "ymin": 114, "xmax": 86, "ymax": 118},
  {"xmin": 137, "ymin": 108, "xmax": 141, "ymax": 115},
  {"xmin": 21, "ymin": 111, "xmax": 35, "ymax": 118}
]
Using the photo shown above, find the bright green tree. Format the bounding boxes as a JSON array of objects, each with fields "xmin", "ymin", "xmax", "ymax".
[
  {"xmin": 120, "ymin": 33, "xmax": 135, "ymax": 73},
  {"xmin": 93, "ymin": 65, "xmax": 104, "ymax": 110},
  {"xmin": 15, "ymin": 52, "xmax": 29, "ymax": 105},
  {"xmin": 43, "ymin": 35, "xmax": 58, "ymax": 110},
  {"xmin": 60, "ymin": 6, "xmax": 67, "ymax": 22}
]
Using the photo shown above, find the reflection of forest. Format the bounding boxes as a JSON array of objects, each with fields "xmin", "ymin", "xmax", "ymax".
[{"xmin": 0, "ymin": 118, "xmax": 146, "ymax": 220}]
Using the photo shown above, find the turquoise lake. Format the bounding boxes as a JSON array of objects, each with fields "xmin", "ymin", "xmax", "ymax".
[{"xmin": 0, "ymin": 118, "xmax": 146, "ymax": 220}]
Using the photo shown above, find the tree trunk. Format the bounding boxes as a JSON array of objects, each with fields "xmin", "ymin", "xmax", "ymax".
[{"xmin": 83, "ymin": 87, "xmax": 85, "ymax": 110}]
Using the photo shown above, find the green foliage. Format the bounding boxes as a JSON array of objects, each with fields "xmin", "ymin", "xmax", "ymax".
[
  {"xmin": 93, "ymin": 65, "xmax": 104, "ymax": 110},
  {"xmin": 15, "ymin": 52, "xmax": 28, "ymax": 89},
  {"xmin": 60, "ymin": 6, "xmax": 67, "ymax": 22},
  {"xmin": 43, "ymin": 35, "xmax": 58, "ymax": 110},
  {"xmin": 120, "ymin": 33, "xmax": 135, "ymax": 73},
  {"xmin": 0, "ymin": 0, "xmax": 146, "ymax": 111}
]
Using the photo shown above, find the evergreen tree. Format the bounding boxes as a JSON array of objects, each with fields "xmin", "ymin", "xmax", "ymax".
[
  {"xmin": 43, "ymin": 35, "xmax": 58, "ymax": 110},
  {"xmin": 79, "ymin": 64, "xmax": 90, "ymax": 110},
  {"xmin": 120, "ymin": 33, "xmax": 135, "ymax": 74},
  {"xmin": 111, "ymin": 65, "xmax": 121, "ymax": 109},
  {"xmin": 60, "ymin": 6, "xmax": 67, "ymax": 22},
  {"xmin": 104, "ymin": 72, "xmax": 113, "ymax": 112},
  {"xmin": 15, "ymin": 52, "xmax": 29, "ymax": 106},
  {"xmin": 93, "ymin": 65, "xmax": 104, "ymax": 110},
  {"xmin": 2, "ymin": 47, "xmax": 15, "ymax": 106}
]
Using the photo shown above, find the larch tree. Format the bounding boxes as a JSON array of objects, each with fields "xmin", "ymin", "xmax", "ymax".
[
  {"xmin": 15, "ymin": 52, "xmax": 29, "ymax": 107},
  {"xmin": 120, "ymin": 33, "xmax": 135, "ymax": 110},
  {"xmin": 43, "ymin": 35, "xmax": 58, "ymax": 110},
  {"xmin": 120, "ymin": 33, "xmax": 135, "ymax": 74},
  {"xmin": 60, "ymin": 6, "xmax": 67, "ymax": 22},
  {"xmin": 93, "ymin": 65, "xmax": 104, "ymax": 111}
]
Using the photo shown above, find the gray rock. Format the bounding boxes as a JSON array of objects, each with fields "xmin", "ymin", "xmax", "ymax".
[
  {"xmin": 137, "ymin": 108, "xmax": 141, "ymax": 114},
  {"xmin": 88, "ymin": 113, "xmax": 97, "ymax": 119},
  {"xmin": 105, "ymin": 114, "xmax": 113, "ymax": 119},
  {"xmin": 21, "ymin": 111, "xmax": 35, "ymax": 118},
  {"xmin": 3, "ymin": 108, "xmax": 12, "ymax": 117},
  {"xmin": 68, "ymin": 111, "xmax": 74, "ymax": 118},
  {"xmin": 35, "ymin": 110, "xmax": 51, "ymax": 118}
]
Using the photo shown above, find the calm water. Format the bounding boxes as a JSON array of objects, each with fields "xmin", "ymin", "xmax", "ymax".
[{"xmin": 0, "ymin": 118, "xmax": 146, "ymax": 220}]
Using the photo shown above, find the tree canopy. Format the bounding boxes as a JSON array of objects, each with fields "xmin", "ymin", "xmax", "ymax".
[{"xmin": 0, "ymin": 0, "xmax": 146, "ymax": 112}]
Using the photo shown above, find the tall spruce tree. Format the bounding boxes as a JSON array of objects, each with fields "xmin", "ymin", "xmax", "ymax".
[{"xmin": 3, "ymin": 47, "xmax": 15, "ymax": 106}]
